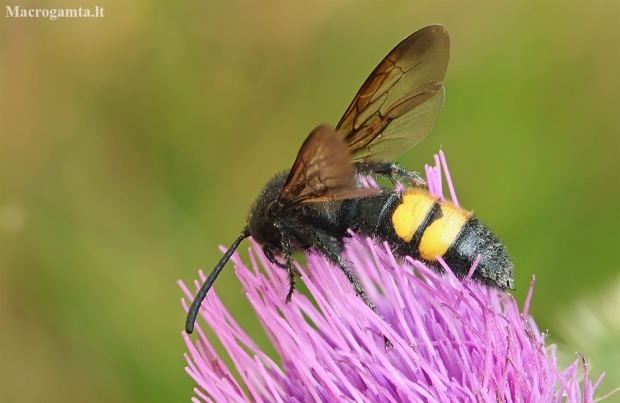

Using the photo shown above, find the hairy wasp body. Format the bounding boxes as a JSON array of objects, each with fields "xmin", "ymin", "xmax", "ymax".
[{"xmin": 185, "ymin": 25, "xmax": 513, "ymax": 335}]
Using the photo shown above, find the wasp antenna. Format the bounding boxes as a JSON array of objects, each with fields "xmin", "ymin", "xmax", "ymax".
[{"xmin": 185, "ymin": 228, "xmax": 250, "ymax": 334}]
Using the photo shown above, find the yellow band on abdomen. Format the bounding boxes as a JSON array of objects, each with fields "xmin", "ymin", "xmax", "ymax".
[
  {"xmin": 391, "ymin": 190, "xmax": 436, "ymax": 243},
  {"xmin": 418, "ymin": 203, "xmax": 471, "ymax": 261}
]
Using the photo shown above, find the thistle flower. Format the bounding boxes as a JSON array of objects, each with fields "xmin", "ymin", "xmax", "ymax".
[{"xmin": 180, "ymin": 152, "xmax": 602, "ymax": 402}]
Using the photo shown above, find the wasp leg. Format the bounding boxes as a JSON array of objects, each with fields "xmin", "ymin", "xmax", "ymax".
[
  {"xmin": 308, "ymin": 231, "xmax": 392, "ymax": 348},
  {"xmin": 354, "ymin": 161, "xmax": 426, "ymax": 187},
  {"xmin": 280, "ymin": 237, "xmax": 296, "ymax": 303},
  {"xmin": 263, "ymin": 239, "xmax": 297, "ymax": 303},
  {"xmin": 263, "ymin": 245, "xmax": 287, "ymax": 269}
]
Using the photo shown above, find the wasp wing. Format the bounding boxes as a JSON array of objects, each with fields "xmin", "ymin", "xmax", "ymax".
[
  {"xmin": 277, "ymin": 125, "xmax": 379, "ymax": 209},
  {"xmin": 336, "ymin": 25, "xmax": 450, "ymax": 163}
]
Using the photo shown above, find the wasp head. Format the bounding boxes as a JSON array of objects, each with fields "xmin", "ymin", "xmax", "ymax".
[{"xmin": 247, "ymin": 171, "xmax": 289, "ymax": 247}]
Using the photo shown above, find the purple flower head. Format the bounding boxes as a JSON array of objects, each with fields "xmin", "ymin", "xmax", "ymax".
[{"xmin": 180, "ymin": 152, "xmax": 602, "ymax": 402}]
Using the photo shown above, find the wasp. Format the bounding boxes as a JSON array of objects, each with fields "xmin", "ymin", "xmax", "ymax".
[{"xmin": 186, "ymin": 25, "xmax": 513, "ymax": 334}]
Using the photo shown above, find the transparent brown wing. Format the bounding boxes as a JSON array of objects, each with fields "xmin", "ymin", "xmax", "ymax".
[
  {"xmin": 277, "ymin": 125, "xmax": 379, "ymax": 209},
  {"xmin": 336, "ymin": 25, "xmax": 450, "ymax": 162}
]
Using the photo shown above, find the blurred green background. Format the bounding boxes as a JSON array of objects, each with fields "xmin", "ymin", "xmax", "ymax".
[{"xmin": 1, "ymin": 1, "xmax": 618, "ymax": 402}]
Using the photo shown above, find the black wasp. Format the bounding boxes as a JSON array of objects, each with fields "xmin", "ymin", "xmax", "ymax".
[{"xmin": 186, "ymin": 25, "xmax": 513, "ymax": 334}]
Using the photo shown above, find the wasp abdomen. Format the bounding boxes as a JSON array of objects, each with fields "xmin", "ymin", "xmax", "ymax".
[
  {"xmin": 355, "ymin": 189, "xmax": 513, "ymax": 290},
  {"xmin": 442, "ymin": 216, "xmax": 514, "ymax": 289}
]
